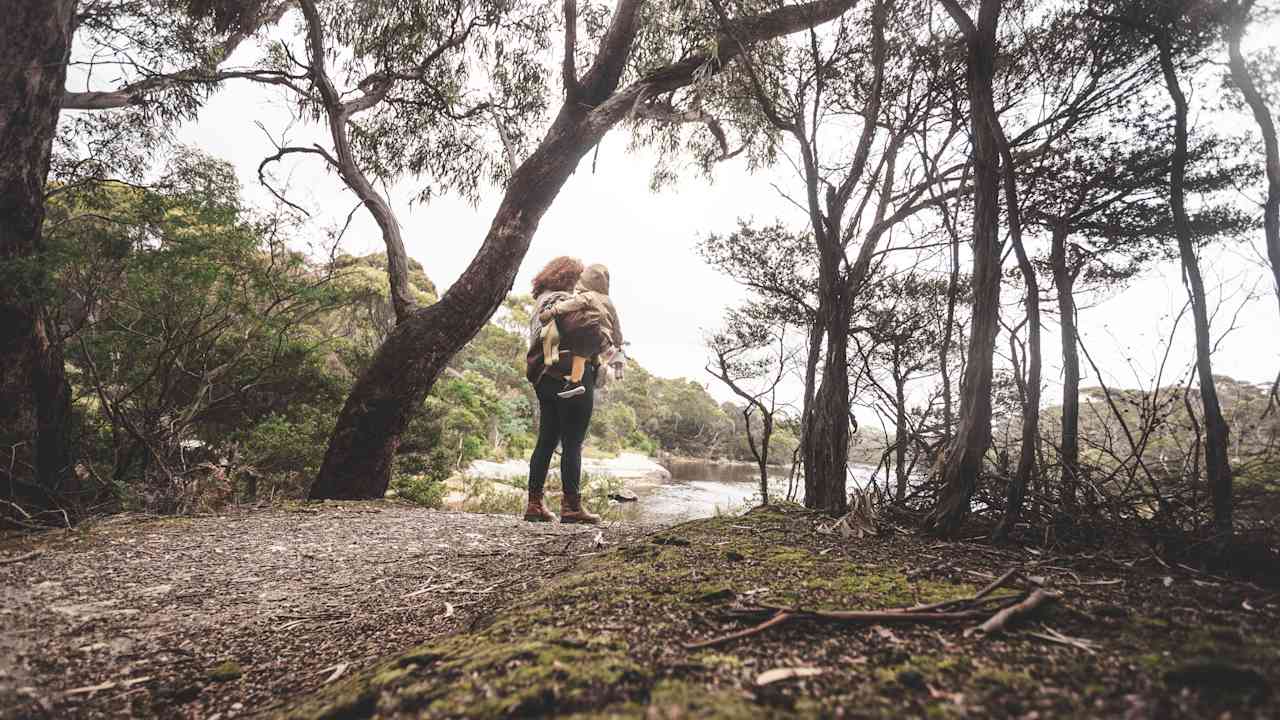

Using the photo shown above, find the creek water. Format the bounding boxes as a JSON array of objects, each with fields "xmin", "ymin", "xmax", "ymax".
[{"xmin": 613, "ymin": 459, "xmax": 881, "ymax": 524}]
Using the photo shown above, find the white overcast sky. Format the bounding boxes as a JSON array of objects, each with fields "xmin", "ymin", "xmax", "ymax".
[{"xmin": 152, "ymin": 23, "xmax": 1280, "ymax": 410}]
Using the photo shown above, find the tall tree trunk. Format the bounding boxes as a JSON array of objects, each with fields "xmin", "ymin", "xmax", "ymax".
[
  {"xmin": 992, "ymin": 107, "xmax": 1038, "ymax": 543},
  {"xmin": 1050, "ymin": 225, "xmax": 1081, "ymax": 513},
  {"xmin": 805, "ymin": 284, "xmax": 852, "ymax": 513},
  {"xmin": 1155, "ymin": 36, "xmax": 1233, "ymax": 541},
  {"xmin": 310, "ymin": 0, "xmax": 860, "ymax": 499},
  {"xmin": 926, "ymin": 0, "xmax": 1003, "ymax": 537},
  {"xmin": 0, "ymin": 0, "xmax": 79, "ymax": 521},
  {"xmin": 1225, "ymin": 0, "xmax": 1280, "ymax": 318}
]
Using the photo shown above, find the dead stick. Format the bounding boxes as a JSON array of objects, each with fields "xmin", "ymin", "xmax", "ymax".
[
  {"xmin": 683, "ymin": 611, "xmax": 793, "ymax": 649},
  {"xmin": 0, "ymin": 550, "xmax": 40, "ymax": 566},
  {"xmin": 974, "ymin": 568, "xmax": 1022, "ymax": 601},
  {"xmin": 795, "ymin": 607, "xmax": 999, "ymax": 623},
  {"xmin": 976, "ymin": 589, "xmax": 1060, "ymax": 635}
]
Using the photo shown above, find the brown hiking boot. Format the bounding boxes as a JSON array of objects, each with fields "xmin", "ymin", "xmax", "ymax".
[
  {"xmin": 560, "ymin": 492, "xmax": 601, "ymax": 524},
  {"xmin": 523, "ymin": 491, "xmax": 557, "ymax": 522}
]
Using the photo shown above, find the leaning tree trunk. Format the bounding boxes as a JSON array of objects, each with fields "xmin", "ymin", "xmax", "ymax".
[
  {"xmin": 311, "ymin": 102, "xmax": 611, "ymax": 499},
  {"xmin": 310, "ymin": 0, "xmax": 860, "ymax": 499},
  {"xmin": 1226, "ymin": 0, "xmax": 1280, "ymax": 318},
  {"xmin": 926, "ymin": 0, "xmax": 1003, "ymax": 537},
  {"xmin": 1050, "ymin": 225, "xmax": 1081, "ymax": 513},
  {"xmin": 1156, "ymin": 36, "xmax": 1233, "ymax": 541},
  {"xmin": 0, "ymin": 0, "xmax": 78, "ymax": 521}
]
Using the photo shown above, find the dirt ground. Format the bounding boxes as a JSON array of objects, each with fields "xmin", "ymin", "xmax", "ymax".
[{"xmin": 0, "ymin": 502, "xmax": 649, "ymax": 719}]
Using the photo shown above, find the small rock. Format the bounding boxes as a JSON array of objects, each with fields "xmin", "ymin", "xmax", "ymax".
[
  {"xmin": 724, "ymin": 550, "xmax": 745, "ymax": 562},
  {"xmin": 608, "ymin": 490, "xmax": 639, "ymax": 502}
]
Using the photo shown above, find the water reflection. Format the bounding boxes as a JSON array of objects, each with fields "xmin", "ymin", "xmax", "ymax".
[{"xmin": 614, "ymin": 459, "xmax": 880, "ymax": 523}]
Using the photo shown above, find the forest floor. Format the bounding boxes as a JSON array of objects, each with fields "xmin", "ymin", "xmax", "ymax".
[
  {"xmin": 2, "ymin": 503, "xmax": 1278, "ymax": 719},
  {"xmin": 0, "ymin": 502, "xmax": 650, "ymax": 719}
]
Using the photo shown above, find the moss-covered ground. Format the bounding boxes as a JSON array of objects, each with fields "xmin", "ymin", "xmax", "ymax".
[{"xmin": 283, "ymin": 504, "xmax": 1278, "ymax": 718}]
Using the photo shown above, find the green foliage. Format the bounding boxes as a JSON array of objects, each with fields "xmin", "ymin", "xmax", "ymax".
[{"xmin": 48, "ymin": 152, "xmax": 349, "ymax": 511}]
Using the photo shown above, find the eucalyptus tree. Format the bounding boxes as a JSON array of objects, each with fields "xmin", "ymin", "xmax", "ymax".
[
  {"xmin": 309, "ymin": 0, "xmax": 863, "ymax": 499},
  {"xmin": 1090, "ymin": 0, "xmax": 1239, "ymax": 541},
  {"xmin": 925, "ymin": 1, "xmax": 1161, "ymax": 537},
  {"xmin": 1021, "ymin": 129, "xmax": 1251, "ymax": 514},
  {"xmin": 706, "ymin": 0, "xmax": 969, "ymax": 513},
  {"xmin": 921, "ymin": 0, "xmax": 1007, "ymax": 536}
]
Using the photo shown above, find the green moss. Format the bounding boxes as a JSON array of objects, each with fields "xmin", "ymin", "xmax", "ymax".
[
  {"xmin": 639, "ymin": 680, "xmax": 774, "ymax": 719},
  {"xmin": 693, "ymin": 653, "xmax": 744, "ymax": 670},
  {"xmin": 207, "ymin": 661, "xmax": 242, "ymax": 682},
  {"xmin": 971, "ymin": 665, "xmax": 1033, "ymax": 689}
]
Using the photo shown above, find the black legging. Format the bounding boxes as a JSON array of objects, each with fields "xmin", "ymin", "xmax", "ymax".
[{"xmin": 528, "ymin": 368, "xmax": 596, "ymax": 497}]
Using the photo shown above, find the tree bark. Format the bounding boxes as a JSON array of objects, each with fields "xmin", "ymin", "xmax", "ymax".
[
  {"xmin": 925, "ymin": 0, "xmax": 1003, "ymax": 537},
  {"xmin": 310, "ymin": 0, "xmax": 860, "ymax": 499},
  {"xmin": 1155, "ymin": 35, "xmax": 1233, "ymax": 541},
  {"xmin": 1050, "ymin": 225, "xmax": 1081, "ymax": 513},
  {"xmin": 1225, "ymin": 0, "xmax": 1280, "ymax": 318},
  {"xmin": 894, "ymin": 371, "xmax": 908, "ymax": 502},
  {"xmin": 940, "ymin": 214, "xmax": 961, "ymax": 446},
  {"xmin": 991, "ymin": 103, "xmax": 1037, "ymax": 543},
  {"xmin": 0, "ymin": 0, "xmax": 79, "ymax": 521},
  {"xmin": 806, "ymin": 284, "xmax": 852, "ymax": 513}
]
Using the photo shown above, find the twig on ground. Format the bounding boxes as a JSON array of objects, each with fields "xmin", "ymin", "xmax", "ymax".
[
  {"xmin": 1026, "ymin": 625, "xmax": 1101, "ymax": 654},
  {"xmin": 0, "ymin": 550, "xmax": 41, "ymax": 566},
  {"xmin": 684, "ymin": 567, "xmax": 1059, "ymax": 650},
  {"xmin": 972, "ymin": 589, "xmax": 1060, "ymax": 636}
]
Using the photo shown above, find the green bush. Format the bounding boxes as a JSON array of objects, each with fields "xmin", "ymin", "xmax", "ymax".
[{"xmin": 391, "ymin": 473, "xmax": 447, "ymax": 508}]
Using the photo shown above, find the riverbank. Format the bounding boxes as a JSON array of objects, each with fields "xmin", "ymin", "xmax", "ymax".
[{"xmin": 283, "ymin": 503, "xmax": 1279, "ymax": 718}]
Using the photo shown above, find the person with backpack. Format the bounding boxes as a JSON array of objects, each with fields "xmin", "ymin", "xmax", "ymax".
[{"xmin": 523, "ymin": 256, "xmax": 612, "ymax": 524}]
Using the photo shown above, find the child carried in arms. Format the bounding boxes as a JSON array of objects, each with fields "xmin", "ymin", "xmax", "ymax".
[{"xmin": 539, "ymin": 263, "xmax": 625, "ymax": 398}]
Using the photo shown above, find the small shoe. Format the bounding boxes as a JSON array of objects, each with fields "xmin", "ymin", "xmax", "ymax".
[{"xmin": 557, "ymin": 385, "xmax": 587, "ymax": 399}]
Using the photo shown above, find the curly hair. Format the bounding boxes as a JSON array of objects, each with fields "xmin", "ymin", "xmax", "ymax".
[{"xmin": 532, "ymin": 256, "xmax": 584, "ymax": 296}]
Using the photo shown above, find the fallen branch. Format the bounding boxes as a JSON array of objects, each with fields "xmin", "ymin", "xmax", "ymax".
[
  {"xmin": 683, "ymin": 610, "xmax": 793, "ymax": 649},
  {"xmin": 683, "ymin": 566, "xmax": 1055, "ymax": 650},
  {"xmin": 973, "ymin": 589, "xmax": 1060, "ymax": 635},
  {"xmin": 0, "ymin": 550, "xmax": 41, "ymax": 566}
]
